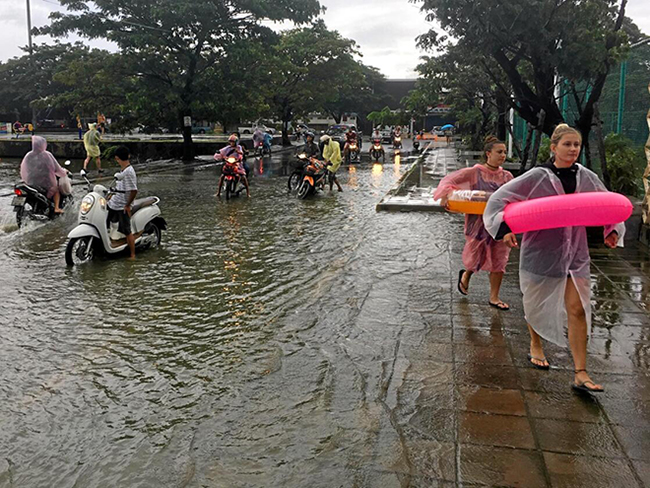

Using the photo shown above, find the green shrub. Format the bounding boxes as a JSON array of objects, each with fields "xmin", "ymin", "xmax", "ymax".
[
  {"xmin": 604, "ymin": 133, "xmax": 646, "ymax": 197},
  {"xmin": 537, "ymin": 137, "xmax": 550, "ymax": 163}
]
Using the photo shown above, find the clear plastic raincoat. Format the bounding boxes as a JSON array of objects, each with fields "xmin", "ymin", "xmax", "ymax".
[
  {"xmin": 484, "ymin": 164, "xmax": 626, "ymax": 346},
  {"xmin": 433, "ymin": 164, "xmax": 513, "ymax": 273},
  {"xmin": 20, "ymin": 136, "xmax": 71, "ymax": 198}
]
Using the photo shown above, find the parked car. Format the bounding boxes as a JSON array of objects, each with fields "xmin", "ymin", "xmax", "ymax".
[
  {"xmin": 192, "ymin": 124, "xmax": 213, "ymax": 134},
  {"xmin": 239, "ymin": 123, "xmax": 275, "ymax": 135}
]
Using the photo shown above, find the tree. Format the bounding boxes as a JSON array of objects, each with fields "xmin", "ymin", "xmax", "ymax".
[
  {"xmin": 266, "ymin": 23, "xmax": 361, "ymax": 145},
  {"xmin": 39, "ymin": 0, "xmax": 322, "ymax": 160},
  {"xmin": 415, "ymin": 0, "xmax": 632, "ymax": 166},
  {"xmin": 0, "ymin": 42, "xmax": 92, "ymax": 122}
]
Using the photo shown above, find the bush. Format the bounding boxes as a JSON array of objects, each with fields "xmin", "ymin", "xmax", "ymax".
[
  {"xmin": 604, "ymin": 133, "xmax": 646, "ymax": 197},
  {"xmin": 537, "ymin": 137, "xmax": 550, "ymax": 163}
]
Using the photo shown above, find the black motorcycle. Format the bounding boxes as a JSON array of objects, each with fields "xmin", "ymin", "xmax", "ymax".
[
  {"xmin": 12, "ymin": 181, "xmax": 74, "ymax": 227},
  {"xmin": 370, "ymin": 139, "xmax": 385, "ymax": 162},
  {"xmin": 288, "ymin": 153, "xmax": 309, "ymax": 191}
]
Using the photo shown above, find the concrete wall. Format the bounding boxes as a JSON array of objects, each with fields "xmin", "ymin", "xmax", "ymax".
[{"xmin": 0, "ymin": 136, "xmax": 283, "ymax": 161}]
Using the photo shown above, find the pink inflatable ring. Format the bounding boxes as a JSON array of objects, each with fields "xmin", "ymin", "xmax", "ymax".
[{"xmin": 503, "ymin": 192, "xmax": 633, "ymax": 234}]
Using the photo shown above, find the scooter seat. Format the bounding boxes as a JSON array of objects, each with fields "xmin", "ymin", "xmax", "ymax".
[{"xmin": 131, "ymin": 197, "xmax": 158, "ymax": 213}]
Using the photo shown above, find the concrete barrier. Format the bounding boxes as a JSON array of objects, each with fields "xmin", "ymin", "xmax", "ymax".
[{"xmin": 0, "ymin": 136, "xmax": 284, "ymax": 161}]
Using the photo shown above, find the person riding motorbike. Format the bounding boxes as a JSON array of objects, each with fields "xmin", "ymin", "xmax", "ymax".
[
  {"xmin": 252, "ymin": 128, "xmax": 265, "ymax": 154},
  {"xmin": 301, "ymin": 132, "xmax": 320, "ymax": 158},
  {"xmin": 263, "ymin": 132, "xmax": 273, "ymax": 153},
  {"xmin": 343, "ymin": 127, "xmax": 358, "ymax": 161},
  {"xmin": 20, "ymin": 136, "xmax": 72, "ymax": 214},
  {"xmin": 215, "ymin": 134, "xmax": 250, "ymax": 197},
  {"xmin": 372, "ymin": 127, "xmax": 381, "ymax": 140}
]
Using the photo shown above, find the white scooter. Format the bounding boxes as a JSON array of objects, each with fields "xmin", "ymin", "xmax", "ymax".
[{"xmin": 65, "ymin": 171, "xmax": 167, "ymax": 266}]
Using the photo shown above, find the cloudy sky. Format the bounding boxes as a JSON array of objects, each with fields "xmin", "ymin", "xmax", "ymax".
[{"xmin": 0, "ymin": 0, "xmax": 648, "ymax": 79}]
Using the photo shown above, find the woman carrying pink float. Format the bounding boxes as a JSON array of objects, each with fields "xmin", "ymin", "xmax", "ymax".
[
  {"xmin": 434, "ymin": 136, "xmax": 514, "ymax": 310},
  {"xmin": 484, "ymin": 124, "xmax": 625, "ymax": 393}
]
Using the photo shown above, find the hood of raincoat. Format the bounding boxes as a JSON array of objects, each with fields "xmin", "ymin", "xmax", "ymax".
[{"xmin": 20, "ymin": 136, "xmax": 64, "ymax": 193}]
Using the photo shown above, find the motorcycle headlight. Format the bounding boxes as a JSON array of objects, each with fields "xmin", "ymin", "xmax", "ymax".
[{"xmin": 80, "ymin": 195, "xmax": 95, "ymax": 215}]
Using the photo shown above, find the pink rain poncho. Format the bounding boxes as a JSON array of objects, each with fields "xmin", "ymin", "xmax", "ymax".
[
  {"xmin": 483, "ymin": 165, "xmax": 626, "ymax": 347},
  {"xmin": 434, "ymin": 164, "xmax": 514, "ymax": 273},
  {"xmin": 20, "ymin": 136, "xmax": 71, "ymax": 198}
]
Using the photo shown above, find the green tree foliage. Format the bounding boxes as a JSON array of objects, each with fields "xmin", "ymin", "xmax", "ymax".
[
  {"xmin": 604, "ymin": 133, "xmax": 646, "ymax": 196},
  {"xmin": 266, "ymin": 23, "xmax": 361, "ymax": 145},
  {"xmin": 0, "ymin": 42, "xmax": 92, "ymax": 121},
  {"xmin": 39, "ymin": 0, "xmax": 322, "ymax": 159},
  {"xmin": 415, "ymin": 0, "xmax": 632, "ymax": 163}
]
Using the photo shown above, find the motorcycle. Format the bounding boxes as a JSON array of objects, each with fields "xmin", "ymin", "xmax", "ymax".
[
  {"xmin": 255, "ymin": 140, "xmax": 271, "ymax": 157},
  {"xmin": 393, "ymin": 135, "xmax": 402, "ymax": 150},
  {"xmin": 221, "ymin": 157, "xmax": 248, "ymax": 200},
  {"xmin": 345, "ymin": 141, "xmax": 360, "ymax": 163},
  {"xmin": 288, "ymin": 152, "xmax": 309, "ymax": 191},
  {"xmin": 370, "ymin": 140, "xmax": 385, "ymax": 162},
  {"xmin": 12, "ymin": 160, "xmax": 73, "ymax": 227},
  {"xmin": 297, "ymin": 157, "xmax": 328, "ymax": 200},
  {"xmin": 64, "ymin": 173, "xmax": 166, "ymax": 266}
]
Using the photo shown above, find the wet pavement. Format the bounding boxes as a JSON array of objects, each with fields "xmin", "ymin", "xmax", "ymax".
[{"xmin": 0, "ymin": 142, "xmax": 649, "ymax": 487}]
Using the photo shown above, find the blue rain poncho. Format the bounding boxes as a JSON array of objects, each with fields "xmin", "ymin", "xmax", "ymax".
[{"xmin": 483, "ymin": 164, "xmax": 626, "ymax": 346}]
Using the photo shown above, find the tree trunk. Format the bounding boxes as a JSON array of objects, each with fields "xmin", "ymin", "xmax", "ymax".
[
  {"xmin": 496, "ymin": 92, "xmax": 509, "ymax": 141},
  {"xmin": 282, "ymin": 118, "xmax": 291, "ymax": 146},
  {"xmin": 592, "ymin": 103, "xmax": 611, "ymax": 189},
  {"xmin": 530, "ymin": 110, "xmax": 546, "ymax": 167},
  {"xmin": 519, "ymin": 123, "xmax": 534, "ymax": 172},
  {"xmin": 180, "ymin": 112, "xmax": 194, "ymax": 161}
]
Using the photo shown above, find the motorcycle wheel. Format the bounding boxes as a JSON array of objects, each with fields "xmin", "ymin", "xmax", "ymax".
[
  {"xmin": 225, "ymin": 179, "xmax": 233, "ymax": 200},
  {"xmin": 142, "ymin": 222, "xmax": 162, "ymax": 249},
  {"xmin": 15, "ymin": 206, "xmax": 25, "ymax": 228},
  {"xmin": 288, "ymin": 171, "xmax": 302, "ymax": 191},
  {"xmin": 297, "ymin": 180, "xmax": 311, "ymax": 200},
  {"xmin": 65, "ymin": 236, "xmax": 95, "ymax": 266}
]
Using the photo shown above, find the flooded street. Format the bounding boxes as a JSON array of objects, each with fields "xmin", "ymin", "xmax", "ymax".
[
  {"xmin": 1, "ymin": 149, "xmax": 445, "ymax": 487},
  {"xmin": 1, "ymin": 146, "xmax": 650, "ymax": 487}
]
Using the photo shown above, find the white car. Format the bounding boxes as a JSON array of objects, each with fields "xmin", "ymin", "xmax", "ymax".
[{"xmin": 239, "ymin": 124, "xmax": 276, "ymax": 135}]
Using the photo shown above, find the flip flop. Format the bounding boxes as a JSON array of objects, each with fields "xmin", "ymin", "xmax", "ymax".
[
  {"xmin": 489, "ymin": 301, "xmax": 510, "ymax": 311},
  {"xmin": 527, "ymin": 354, "xmax": 550, "ymax": 370},
  {"xmin": 457, "ymin": 269, "xmax": 468, "ymax": 296},
  {"xmin": 572, "ymin": 380, "xmax": 604, "ymax": 394}
]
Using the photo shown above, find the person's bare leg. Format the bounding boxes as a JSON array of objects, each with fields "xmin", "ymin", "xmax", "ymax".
[
  {"xmin": 95, "ymin": 157, "xmax": 102, "ymax": 171},
  {"xmin": 488, "ymin": 272, "xmax": 508, "ymax": 308},
  {"xmin": 335, "ymin": 177, "xmax": 343, "ymax": 192},
  {"xmin": 53, "ymin": 192, "xmax": 63, "ymax": 213},
  {"xmin": 126, "ymin": 234, "xmax": 136, "ymax": 259},
  {"xmin": 460, "ymin": 269, "xmax": 473, "ymax": 294},
  {"xmin": 215, "ymin": 176, "xmax": 224, "ymax": 197},
  {"xmin": 527, "ymin": 323, "xmax": 549, "ymax": 368},
  {"xmin": 243, "ymin": 176, "xmax": 250, "ymax": 197},
  {"xmin": 566, "ymin": 278, "xmax": 602, "ymax": 389},
  {"xmin": 83, "ymin": 156, "xmax": 90, "ymax": 170}
]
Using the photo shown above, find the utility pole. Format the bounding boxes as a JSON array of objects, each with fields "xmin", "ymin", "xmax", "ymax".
[{"xmin": 26, "ymin": 0, "xmax": 37, "ymax": 128}]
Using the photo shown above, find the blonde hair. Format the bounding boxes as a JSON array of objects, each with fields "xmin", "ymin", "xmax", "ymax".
[
  {"xmin": 550, "ymin": 123, "xmax": 582, "ymax": 146},
  {"xmin": 482, "ymin": 135, "xmax": 505, "ymax": 162}
]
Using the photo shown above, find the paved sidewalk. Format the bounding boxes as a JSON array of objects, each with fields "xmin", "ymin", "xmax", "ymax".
[{"xmin": 377, "ymin": 144, "xmax": 461, "ymax": 211}]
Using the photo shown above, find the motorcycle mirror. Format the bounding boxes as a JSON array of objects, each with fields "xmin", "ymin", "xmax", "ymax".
[
  {"xmin": 114, "ymin": 172, "xmax": 124, "ymax": 180},
  {"xmin": 64, "ymin": 160, "xmax": 71, "ymax": 166}
]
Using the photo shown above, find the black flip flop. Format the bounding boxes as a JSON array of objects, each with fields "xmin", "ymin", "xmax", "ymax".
[
  {"xmin": 572, "ymin": 381, "xmax": 604, "ymax": 394},
  {"xmin": 527, "ymin": 354, "xmax": 550, "ymax": 370},
  {"xmin": 489, "ymin": 301, "xmax": 510, "ymax": 311},
  {"xmin": 457, "ymin": 269, "xmax": 468, "ymax": 296}
]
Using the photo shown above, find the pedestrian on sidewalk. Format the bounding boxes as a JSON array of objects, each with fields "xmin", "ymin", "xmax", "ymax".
[
  {"xmin": 82, "ymin": 123, "xmax": 103, "ymax": 174},
  {"xmin": 483, "ymin": 124, "xmax": 625, "ymax": 393},
  {"xmin": 433, "ymin": 136, "xmax": 513, "ymax": 310}
]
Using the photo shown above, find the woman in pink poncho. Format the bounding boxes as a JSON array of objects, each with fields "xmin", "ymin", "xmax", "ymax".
[
  {"xmin": 20, "ymin": 136, "xmax": 71, "ymax": 214},
  {"xmin": 433, "ymin": 136, "xmax": 513, "ymax": 310}
]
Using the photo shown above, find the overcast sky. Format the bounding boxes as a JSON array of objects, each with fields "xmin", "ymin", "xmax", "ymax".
[{"xmin": 0, "ymin": 0, "xmax": 648, "ymax": 79}]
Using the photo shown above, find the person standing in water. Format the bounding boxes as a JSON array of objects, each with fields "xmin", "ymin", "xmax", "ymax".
[
  {"xmin": 82, "ymin": 123, "xmax": 103, "ymax": 174},
  {"xmin": 484, "ymin": 124, "xmax": 625, "ymax": 393},
  {"xmin": 434, "ymin": 136, "xmax": 514, "ymax": 310}
]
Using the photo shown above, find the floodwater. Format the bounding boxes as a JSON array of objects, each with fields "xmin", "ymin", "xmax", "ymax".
[{"xmin": 0, "ymin": 147, "xmax": 451, "ymax": 487}]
